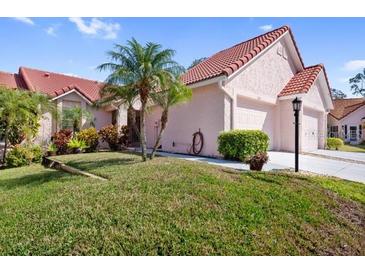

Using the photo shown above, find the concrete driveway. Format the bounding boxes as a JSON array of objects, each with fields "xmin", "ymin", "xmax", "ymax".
[
  {"xmin": 307, "ymin": 149, "xmax": 365, "ymax": 164},
  {"xmin": 157, "ymin": 151, "xmax": 365, "ymax": 183}
]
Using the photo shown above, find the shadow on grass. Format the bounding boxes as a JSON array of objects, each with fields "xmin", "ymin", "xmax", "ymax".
[
  {"xmin": 0, "ymin": 168, "xmax": 71, "ymax": 190},
  {"xmin": 65, "ymin": 157, "xmax": 139, "ymax": 174}
]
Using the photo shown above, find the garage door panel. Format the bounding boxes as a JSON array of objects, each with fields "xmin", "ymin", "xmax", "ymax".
[{"xmin": 302, "ymin": 108, "xmax": 319, "ymax": 152}]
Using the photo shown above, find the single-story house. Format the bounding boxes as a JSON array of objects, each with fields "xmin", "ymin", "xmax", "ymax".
[
  {"xmin": 1, "ymin": 25, "xmax": 334, "ymax": 157},
  {"xmin": 146, "ymin": 25, "xmax": 334, "ymax": 156},
  {"xmin": 328, "ymin": 98, "xmax": 365, "ymax": 144},
  {"xmin": 0, "ymin": 67, "xmax": 127, "ymax": 145}
]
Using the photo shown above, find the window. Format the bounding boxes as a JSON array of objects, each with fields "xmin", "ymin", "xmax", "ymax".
[
  {"xmin": 329, "ymin": 126, "xmax": 338, "ymax": 137},
  {"xmin": 359, "ymin": 125, "xmax": 362, "ymax": 139}
]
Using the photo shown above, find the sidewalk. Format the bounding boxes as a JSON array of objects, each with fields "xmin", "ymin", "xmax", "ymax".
[{"xmin": 156, "ymin": 151, "xmax": 365, "ymax": 183}]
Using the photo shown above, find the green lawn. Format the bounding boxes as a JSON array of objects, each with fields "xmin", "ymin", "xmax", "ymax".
[
  {"xmin": 0, "ymin": 152, "xmax": 364, "ymax": 255},
  {"xmin": 338, "ymin": 144, "xmax": 365, "ymax": 153}
]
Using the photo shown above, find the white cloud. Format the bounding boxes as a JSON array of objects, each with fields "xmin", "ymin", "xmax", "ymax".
[
  {"xmin": 13, "ymin": 17, "xmax": 34, "ymax": 25},
  {"xmin": 69, "ymin": 17, "xmax": 120, "ymax": 40},
  {"xmin": 343, "ymin": 60, "xmax": 365, "ymax": 71},
  {"xmin": 259, "ymin": 24, "xmax": 273, "ymax": 31},
  {"xmin": 63, "ymin": 72, "xmax": 80, "ymax": 78},
  {"xmin": 45, "ymin": 26, "xmax": 57, "ymax": 36}
]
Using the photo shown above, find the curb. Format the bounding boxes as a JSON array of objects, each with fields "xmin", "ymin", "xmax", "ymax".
[{"xmin": 303, "ymin": 152, "xmax": 365, "ymax": 165}]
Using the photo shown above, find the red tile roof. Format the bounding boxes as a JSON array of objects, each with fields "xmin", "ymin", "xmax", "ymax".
[
  {"xmin": 278, "ymin": 64, "xmax": 326, "ymax": 97},
  {"xmin": 181, "ymin": 25, "xmax": 304, "ymax": 85},
  {"xmin": 0, "ymin": 71, "xmax": 27, "ymax": 89},
  {"xmin": 329, "ymin": 98, "xmax": 365, "ymax": 120},
  {"xmin": 19, "ymin": 67, "xmax": 103, "ymax": 102}
]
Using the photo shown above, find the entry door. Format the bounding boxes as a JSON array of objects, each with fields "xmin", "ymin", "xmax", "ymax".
[{"xmin": 350, "ymin": 126, "xmax": 357, "ymax": 141}]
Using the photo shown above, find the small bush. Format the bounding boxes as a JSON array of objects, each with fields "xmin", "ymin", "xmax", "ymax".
[
  {"xmin": 244, "ymin": 152, "xmax": 269, "ymax": 171},
  {"xmin": 77, "ymin": 127, "xmax": 99, "ymax": 152},
  {"xmin": 99, "ymin": 125, "xmax": 119, "ymax": 150},
  {"xmin": 326, "ymin": 137, "xmax": 344, "ymax": 150},
  {"xmin": 5, "ymin": 145, "xmax": 34, "ymax": 167},
  {"xmin": 218, "ymin": 130, "xmax": 269, "ymax": 161},
  {"xmin": 28, "ymin": 145, "xmax": 43, "ymax": 163},
  {"xmin": 52, "ymin": 129, "xmax": 73, "ymax": 154},
  {"xmin": 67, "ymin": 138, "xmax": 89, "ymax": 153}
]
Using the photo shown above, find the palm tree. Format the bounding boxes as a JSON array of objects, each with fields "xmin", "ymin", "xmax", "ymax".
[
  {"xmin": 96, "ymin": 85, "xmax": 140, "ymax": 143},
  {"xmin": 98, "ymin": 38, "xmax": 183, "ymax": 161},
  {"xmin": 0, "ymin": 87, "xmax": 55, "ymax": 162},
  {"xmin": 62, "ymin": 106, "xmax": 93, "ymax": 133},
  {"xmin": 149, "ymin": 80, "xmax": 192, "ymax": 159},
  {"xmin": 187, "ymin": 57, "xmax": 207, "ymax": 70},
  {"xmin": 349, "ymin": 68, "xmax": 365, "ymax": 97}
]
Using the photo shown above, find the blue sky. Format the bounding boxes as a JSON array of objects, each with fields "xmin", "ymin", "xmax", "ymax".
[{"xmin": 0, "ymin": 17, "xmax": 364, "ymax": 97}]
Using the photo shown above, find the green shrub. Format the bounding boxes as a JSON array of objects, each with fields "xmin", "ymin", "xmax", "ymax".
[
  {"xmin": 28, "ymin": 145, "xmax": 43, "ymax": 163},
  {"xmin": 67, "ymin": 138, "xmax": 89, "ymax": 153},
  {"xmin": 217, "ymin": 130, "xmax": 269, "ymax": 161},
  {"xmin": 99, "ymin": 124, "xmax": 119, "ymax": 150},
  {"xmin": 326, "ymin": 137, "xmax": 344, "ymax": 150},
  {"xmin": 77, "ymin": 127, "xmax": 99, "ymax": 152},
  {"xmin": 5, "ymin": 145, "xmax": 34, "ymax": 167}
]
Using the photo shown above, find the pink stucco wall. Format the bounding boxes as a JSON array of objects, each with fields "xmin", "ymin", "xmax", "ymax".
[
  {"xmin": 145, "ymin": 83, "xmax": 225, "ymax": 157},
  {"xmin": 145, "ymin": 35, "xmax": 330, "ymax": 156},
  {"xmin": 224, "ymin": 37, "xmax": 298, "ymax": 151}
]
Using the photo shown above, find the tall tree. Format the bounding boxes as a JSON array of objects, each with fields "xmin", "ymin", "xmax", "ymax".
[
  {"xmin": 149, "ymin": 80, "xmax": 192, "ymax": 159},
  {"xmin": 349, "ymin": 68, "xmax": 365, "ymax": 97},
  {"xmin": 187, "ymin": 57, "xmax": 207, "ymax": 70},
  {"xmin": 0, "ymin": 87, "xmax": 55, "ymax": 162},
  {"xmin": 331, "ymin": 88, "xmax": 347, "ymax": 99},
  {"xmin": 98, "ymin": 38, "xmax": 183, "ymax": 161},
  {"xmin": 96, "ymin": 85, "xmax": 140, "ymax": 142}
]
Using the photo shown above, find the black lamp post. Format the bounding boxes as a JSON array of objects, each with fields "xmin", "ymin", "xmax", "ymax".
[{"xmin": 292, "ymin": 97, "xmax": 302, "ymax": 172}]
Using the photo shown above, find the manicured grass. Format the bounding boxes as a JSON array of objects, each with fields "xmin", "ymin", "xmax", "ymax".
[
  {"xmin": 337, "ymin": 144, "xmax": 365, "ymax": 153},
  {"xmin": 0, "ymin": 152, "xmax": 364, "ymax": 255}
]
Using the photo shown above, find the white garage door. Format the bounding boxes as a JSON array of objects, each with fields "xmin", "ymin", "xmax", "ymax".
[
  {"xmin": 302, "ymin": 108, "xmax": 319, "ymax": 152},
  {"xmin": 236, "ymin": 97, "xmax": 275, "ymax": 149}
]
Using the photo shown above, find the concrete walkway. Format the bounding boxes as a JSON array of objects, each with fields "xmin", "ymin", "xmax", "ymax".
[
  {"xmin": 156, "ymin": 151, "xmax": 365, "ymax": 183},
  {"xmin": 307, "ymin": 149, "xmax": 365, "ymax": 164}
]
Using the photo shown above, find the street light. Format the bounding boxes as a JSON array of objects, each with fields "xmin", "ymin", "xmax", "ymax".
[{"xmin": 292, "ymin": 97, "xmax": 302, "ymax": 172}]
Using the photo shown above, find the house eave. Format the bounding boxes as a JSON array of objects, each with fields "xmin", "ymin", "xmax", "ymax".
[{"xmin": 51, "ymin": 89, "xmax": 93, "ymax": 105}]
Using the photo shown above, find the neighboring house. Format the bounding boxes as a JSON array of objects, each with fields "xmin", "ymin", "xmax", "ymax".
[
  {"xmin": 0, "ymin": 67, "xmax": 127, "ymax": 145},
  {"xmin": 328, "ymin": 98, "xmax": 365, "ymax": 144},
  {"xmin": 146, "ymin": 26, "xmax": 334, "ymax": 156}
]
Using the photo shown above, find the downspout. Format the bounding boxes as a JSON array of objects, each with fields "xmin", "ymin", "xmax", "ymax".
[{"xmin": 218, "ymin": 77, "xmax": 235, "ymax": 130}]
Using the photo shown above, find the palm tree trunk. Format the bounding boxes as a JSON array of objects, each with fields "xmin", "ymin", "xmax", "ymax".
[
  {"xmin": 150, "ymin": 109, "xmax": 168, "ymax": 160},
  {"xmin": 127, "ymin": 106, "xmax": 140, "ymax": 144},
  {"xmin": 2, "ymin": 127, "xmax": 9, "ymax": 163},
  {"xmin": 139, "ymin": 92, "xmax": 148, "ymax": 161}
]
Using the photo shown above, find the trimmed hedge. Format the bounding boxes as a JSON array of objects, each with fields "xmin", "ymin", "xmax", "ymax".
[
  {"xmin": 218, "ymin": 130, "xmax": 269, "ymax": 161},
  {"xmin": 326, "ymin": 137, "xmax": 344, "ymax": 150}
]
